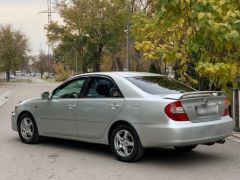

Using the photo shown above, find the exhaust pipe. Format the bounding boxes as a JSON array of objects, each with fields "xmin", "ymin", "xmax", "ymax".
[
  {"xmin": 216, "ymin": 139, "xmax": 225, "ymax": 144},
  {"xmin": 203, "ymin": 142, "xmax": 215, "ymax": 146},
  {"xmin": 203, "ymin": 139, "xmax": 225, "ymax": 146}
]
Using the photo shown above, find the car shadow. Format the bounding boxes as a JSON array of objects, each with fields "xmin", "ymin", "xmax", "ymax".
[
  {"xmin": 39, "ymin": 137, "xmax": 113, "ymax": 158},
  {"xmin": 141, "ymin": 147, "xmax": 227, "ymax": 166},
  {"xmin": 12, "ymin": 136, "xmax": 227, "ymax": 165}
]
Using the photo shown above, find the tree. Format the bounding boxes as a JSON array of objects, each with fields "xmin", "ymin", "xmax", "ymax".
[
  {"xmin": 132, "ymin": 0, "xmax": 240, "ymax": 94},
  {"xmin": 31, "ymin": 51, "xmax": 55, "ymax": 79},
  {"xmin": 47, "ymin": 0, "xmax": 129, "ymax": 72},
  {"xmin": 0, "ymin": 24, "xmax": 29, "ymax": 81}
]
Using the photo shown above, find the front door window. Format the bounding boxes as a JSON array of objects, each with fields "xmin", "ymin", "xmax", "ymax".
[{"xmin": 52, "ymin": 78, "xmax": 87, "ymax": 99}]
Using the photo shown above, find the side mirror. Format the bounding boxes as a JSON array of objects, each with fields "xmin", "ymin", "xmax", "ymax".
[{"xmin": 41, "ymin": 92, "xmax": 50, "ymax": 99}]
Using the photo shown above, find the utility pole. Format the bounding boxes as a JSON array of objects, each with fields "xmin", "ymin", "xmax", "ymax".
[
  {"xmin": 39, "ymin": 0, "xmax": 57, "ymax": 56},
  {"xmin": 126, "ymin": 23, "xmax": 131, "ymax": 71},
  {"xmin": 39, "ymin": 0, "xmax": 55, "ymax": 26}
]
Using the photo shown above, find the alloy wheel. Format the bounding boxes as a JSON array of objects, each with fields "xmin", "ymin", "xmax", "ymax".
[
  {"xmin": 114, "ymin": 130, "xmax": 135, "ymax": 157},
  {"xmin": 20, "ymin": 118, "xmax": 34, "ymax": 140}
]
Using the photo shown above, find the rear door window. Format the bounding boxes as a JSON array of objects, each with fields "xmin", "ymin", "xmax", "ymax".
[
  {"xmin": 84, "ymin": 77, "xmax": 123, "ymax": 98},
  {"xmin": 126, "ymin": 76, "xmax": 195, "ymax": 95}
]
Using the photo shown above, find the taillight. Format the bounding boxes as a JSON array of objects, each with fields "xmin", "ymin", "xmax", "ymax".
[
  {"xmin": 164, "ymin": 101, "xmax": 189, "ymax": 121},
  {"xmin": 222, "ymin": 97, "xmax": 229, "ymax": 116}
]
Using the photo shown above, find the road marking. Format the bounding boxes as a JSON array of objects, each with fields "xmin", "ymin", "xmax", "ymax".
[
  {"xmin": 0, "ymin": 85, "xmax": 20, "ymax": 107},
  {"xmin": 228, "ymin": 136, "xmax": 240, "ymax": 143},
  {"xmin": 0, "ymin": 90, "xmax": 12, "ymax": 106}
]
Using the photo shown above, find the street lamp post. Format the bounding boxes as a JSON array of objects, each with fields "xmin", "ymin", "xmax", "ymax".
[
  {"xmin": 75, "ymin": 52, "xmax": 78, "ymax": 75},
  {"xmin": 71, "ymin": 44, "xmax": 78, "ymax": 75},
  {"xmin": 125, "ymin": 23, "xmax": 131, "ymax": 71}
]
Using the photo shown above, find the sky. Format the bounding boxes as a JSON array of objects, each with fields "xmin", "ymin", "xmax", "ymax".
[{"xmin": 0, "ymin": 0, "xmax": 60, "ymax": 55}]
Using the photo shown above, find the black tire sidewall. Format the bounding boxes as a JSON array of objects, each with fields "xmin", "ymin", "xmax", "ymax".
[
  {"xmin": 110, "ymin": 125, "xmax": 143, "ymax": 162},
  {"xmin": 17, "ymin": 113, "xmax": 39, "ymax": 144}
]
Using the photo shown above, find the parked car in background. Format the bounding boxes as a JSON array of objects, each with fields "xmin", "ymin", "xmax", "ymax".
[
  {"xmin": 10, "ymin": 74, "xmax": 16, "ymax": 79},
  {"xmin": 11, "ymin": 72, "xmax": 233, "ymax": 162},
  {"xmin": 49, "ymin": 73, "xmax": 55, "ymax": 78},
  {"xmin": 15, "ymin": 71, "xmax": 26, "ymax": 77}
]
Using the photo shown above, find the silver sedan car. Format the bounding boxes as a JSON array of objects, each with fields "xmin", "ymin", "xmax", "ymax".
[{"xmin": 11, "ymin": 72, "xmax": 233, "ymax": 162}]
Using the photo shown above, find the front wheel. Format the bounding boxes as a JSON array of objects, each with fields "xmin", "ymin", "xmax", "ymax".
[
  {"xmin": 17, "ymin": 113, "xmax": 40, "ymax": 144},
  {"xmin": 110, "ymin": 125, "xmax": 144, "ymax": 162},
  {"xmin": 174, "ymin": 145, "xmax": 198, "ymax": 152}
]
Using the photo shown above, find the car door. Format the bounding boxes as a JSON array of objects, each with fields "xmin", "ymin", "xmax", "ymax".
[
  {"xmin": 38, "ymin": 77, "xmax": 88, "ymax": 136},
  {"xmin": 76, "ymin": 76, "xmax": 125, "ymax": 138}
]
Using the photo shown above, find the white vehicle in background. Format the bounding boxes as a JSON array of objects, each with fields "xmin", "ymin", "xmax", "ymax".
[{"xmin": 10, "ymin": 74, "xmax": 16, "ymax": 79}]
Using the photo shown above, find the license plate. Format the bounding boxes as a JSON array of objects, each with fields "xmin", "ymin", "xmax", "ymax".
[{"xmin": 196, "ymin": 103, "xmax": 218, "ymax": 116}]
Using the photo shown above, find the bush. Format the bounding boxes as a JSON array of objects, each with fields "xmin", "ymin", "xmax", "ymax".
[{"xmin": 55, "ymin": 64, "xmax": 70, "ymax": 82}]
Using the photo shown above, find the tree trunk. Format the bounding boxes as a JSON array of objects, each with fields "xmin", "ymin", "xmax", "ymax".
[
  {"xmin": 116, "ymin": 56, "xmax": 123, "ymax": 71},
  {"xmin": 164, "ymin": 61, "xmax": 167, "ymax": 75},
  {"xmin": 40, "ymin": 70, "xmax": 43, "ymax": 79},
  {"xmin": 82, "ymin": 65, "xmax": 87, "ymax": 73},
  {"xmin": 6, "ymin": 71, "xmax": 10, "ymax": 82},
  {"xmin": 134, "ymin": 49, "xmax": 142, "ymax": 71},
  {"xmin": 82, "ymin": 59, "xmax": 87, "ymax": 73},
  {"xmin": 40, "ymin": 62, "xmax": 43, "ymax": 79},
  {"xmin": 111, "ymin": 54, "xmax": 117, "ymax": 71},
  {"xmin": 153, "ymin": 60, "xmax": 162, "ymax": 74},
  {"xmin": 94, "ymin": 44, "xmax": 103, "ymax": 72},
  {"xmin": 94, "ymin": 61, "xmax": 100, "ymax": 72}
]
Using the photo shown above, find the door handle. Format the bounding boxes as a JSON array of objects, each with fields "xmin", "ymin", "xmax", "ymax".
[
  {"xmin": 109, "ymin": 104, "xmax": 120, "ymax": 110},
  {"xmin": 67, "ymin": 104, "xmax": 77, "ymax": 109}
]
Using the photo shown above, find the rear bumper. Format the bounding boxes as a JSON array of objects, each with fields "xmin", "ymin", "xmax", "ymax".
[{"xmin": 133, "ymin": 116, "xmax": 234, "ymax": 148}]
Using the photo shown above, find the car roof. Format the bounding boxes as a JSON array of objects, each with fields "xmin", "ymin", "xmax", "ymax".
[{"xmin": 77, "ymin": 71, "xmax": 162, "ymax": 78}]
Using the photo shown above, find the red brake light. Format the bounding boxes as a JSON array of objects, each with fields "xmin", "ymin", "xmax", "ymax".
[
  {"xmin": 222, "ymin": 97, "xmax": 229, "ymax": 116},
  {"xmin": 164, "ymin": 101, "xmax": 189, "ymax": 121}
]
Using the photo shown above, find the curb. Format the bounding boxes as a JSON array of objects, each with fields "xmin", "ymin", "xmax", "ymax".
[{"xmin": 232, "ymin": 134, "xmax": 240, "ymax": 139}]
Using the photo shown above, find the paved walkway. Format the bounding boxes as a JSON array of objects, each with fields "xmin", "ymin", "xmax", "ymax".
[
  {"xmin": 228, "ymin": 132, "xmax": 240, "ymax": 143},
  {"xmin": 232, "ymin": 132, "xmax": 240, "ymax": 138}
]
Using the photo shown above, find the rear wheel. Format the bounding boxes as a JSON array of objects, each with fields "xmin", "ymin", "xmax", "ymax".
[
  {"xmin": 110, "ymin": 125, "xmax": 144, "ymax": 162},
  {"xmin": 17, "ymin": 113, "xmax": 40, "ymax": 144},
  {"xmin": 174, "ymin": 145, "xmax": 197, "ymax": 152}
]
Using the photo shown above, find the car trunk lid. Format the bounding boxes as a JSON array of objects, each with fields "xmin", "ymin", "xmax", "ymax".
[{"xmin": 163, "ymin": 91, "xmax": 226, "ymax": 123}]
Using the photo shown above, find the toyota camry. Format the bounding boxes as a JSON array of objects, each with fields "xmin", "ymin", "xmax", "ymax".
[{"xmin": 11, "ymin": 72, "xmax": 233, "ymax": 162}]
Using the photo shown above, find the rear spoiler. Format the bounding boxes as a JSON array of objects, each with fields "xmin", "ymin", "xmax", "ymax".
[
  {"xmin": 163, "ymin": 91, "xmax": 226, "ymax": 100},
  {"xmin": 180, "ymin": 91, "xmax": 226, "ymax": 100}
]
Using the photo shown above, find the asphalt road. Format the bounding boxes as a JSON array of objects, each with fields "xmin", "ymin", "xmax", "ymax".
[{"xmin": 0, "ymin": 81, "xmax": 240, "ymax": 180}]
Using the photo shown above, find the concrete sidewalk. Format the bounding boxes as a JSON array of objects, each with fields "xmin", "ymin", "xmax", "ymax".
[{"xmin": 232, "ymin": 132, "xmax": 240, "ymax": 139}]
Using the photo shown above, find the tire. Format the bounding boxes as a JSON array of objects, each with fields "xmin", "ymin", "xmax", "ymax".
[
  {"xmin": 174, "ymin": 145, "xmax": 197, "ymax": 152},
  {"xmin": 110, "ymin": 125, "xmax": 144, "ymax": 162},
  {"xmin": 17, "ymin": 113, "xmax": 40, "ymax": 144}
]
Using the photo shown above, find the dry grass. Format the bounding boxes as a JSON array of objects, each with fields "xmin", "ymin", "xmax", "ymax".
[{"xmin": 0, "ymin": 78, "xmax": 32, "ymax": 83}]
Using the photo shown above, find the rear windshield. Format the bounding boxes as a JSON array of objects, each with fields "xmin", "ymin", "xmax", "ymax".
[{"xmin": 126, "ymin": 76, "xmax": 195, "ymax": 95}]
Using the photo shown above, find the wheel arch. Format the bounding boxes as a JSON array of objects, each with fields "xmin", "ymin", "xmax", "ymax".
[
  {"xmin": 107, "ymin": 120, "xmax": 141, "ymax": 144},
  {"xmin": 17, "ymin": 111, "xmax": 36, "ymax": 130}
]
